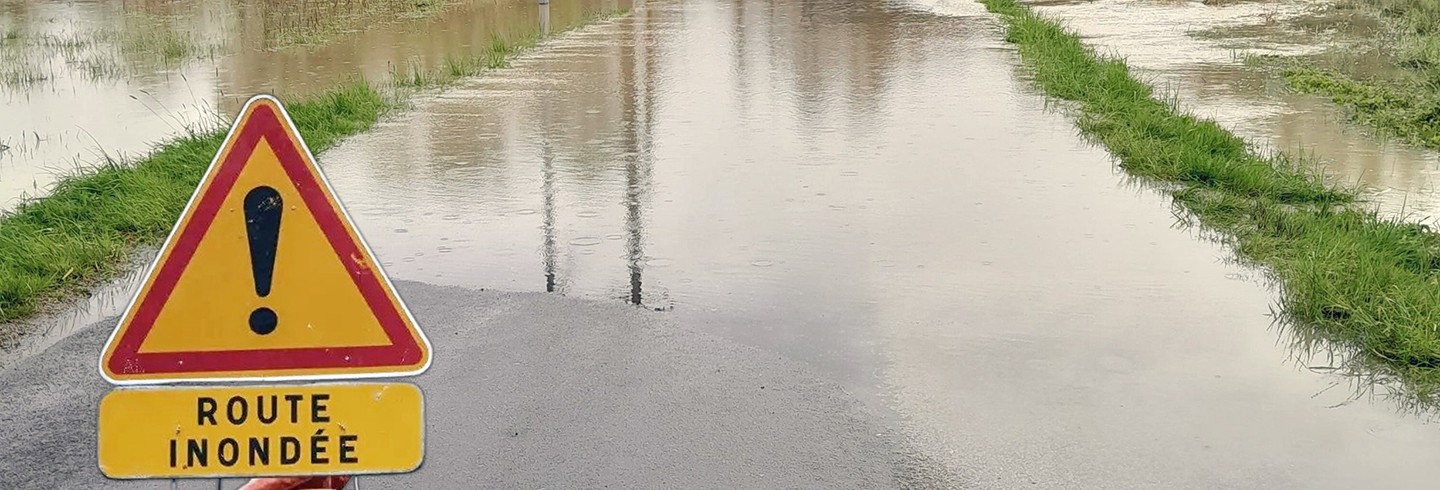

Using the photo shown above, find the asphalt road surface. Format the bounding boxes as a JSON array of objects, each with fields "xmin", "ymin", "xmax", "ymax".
[{"xmin": 0, "ymin": 282, "xmax": 959, "ymax": 489}]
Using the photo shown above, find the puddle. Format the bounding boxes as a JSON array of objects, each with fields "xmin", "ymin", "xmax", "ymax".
[
  {"xmin": 0, "ymin": 0, "xmax": 620, "ymax": 212},
  {"xmin": 1025, "ymin": 0, "xmax": 1440, "ymax": 217},
  {"xmin": 307, "ymin": 0, "xmax": 1440, "ymax": 485}
]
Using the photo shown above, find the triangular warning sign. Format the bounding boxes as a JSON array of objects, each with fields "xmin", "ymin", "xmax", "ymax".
[{"xmin": 99, "ymin": 95, "xmax": 431, "ymax": 385}]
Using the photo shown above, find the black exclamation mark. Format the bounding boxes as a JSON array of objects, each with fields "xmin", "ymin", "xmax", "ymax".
[{"xmin": 244, "ymin": 186, "xmax": 282, "ymax": 335}]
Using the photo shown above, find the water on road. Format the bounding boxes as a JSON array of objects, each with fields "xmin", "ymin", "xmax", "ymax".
[
  {"xmin": 301, "ymin": 0, "xmax": 1440, "ymax": 486},
  {"xmin": 1021, "ymin": 0, "xmax": 1440, "ymax": 217},
  {"xmin": 0, "ymin": 0, "xmax": 614, "ymax": 211}
]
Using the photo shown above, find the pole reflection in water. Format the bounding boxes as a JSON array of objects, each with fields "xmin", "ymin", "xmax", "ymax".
[
  {"xmin": 541, "ymin": 128, "xmax": 558, "ymax": 293},
  {"xmin": 313, "ymin": 1, "xmax": 1440, "ymax": 485},
  {"xmin": 621, "ymin": 6, "xmax": 653, "ymax": 306}
]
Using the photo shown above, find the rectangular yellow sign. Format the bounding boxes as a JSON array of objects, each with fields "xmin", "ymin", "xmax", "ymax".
[{"xmin": 98, "ymin": 383, "xmax": 423, "ymax": 479}]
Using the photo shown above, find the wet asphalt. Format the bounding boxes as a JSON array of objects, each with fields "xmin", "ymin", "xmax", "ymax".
[
  {"xmin": 0, "ymin": 282, "xmax": 957, "ymax": 489},
  {"xmin": 10, "ymin": 0, "xmax": 1440, "ymax": 488}
]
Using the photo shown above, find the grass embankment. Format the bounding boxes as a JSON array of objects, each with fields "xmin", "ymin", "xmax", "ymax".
[
  {"xmin": 982, "ymin": 0, "xmax": 1440, "ymax": 402},
  {"xmin": 1280, "ymin": 0, "xmax": 1440, "ymax": 149},
  {"xmin": 0, "ymin": 8, "xmax": 630, "ymax": 323}
]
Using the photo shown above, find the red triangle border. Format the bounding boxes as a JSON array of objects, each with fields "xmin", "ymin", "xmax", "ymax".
[{"xmin": 106, "ymin": 103, "xmax": 424, "ymax": 376}]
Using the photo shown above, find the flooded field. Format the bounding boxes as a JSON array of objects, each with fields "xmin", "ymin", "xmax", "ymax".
[
  {"xmin": 298, "ymin": 0, "xmax": 1440, "ymax": 485},
  {"xmin": 1019, "ymin": 0, "xmax": 1440, "ymax": 217},
  {"xmin": 0, "ymin": 0, "xmax": 617, "ymax": 211},
  {"xmin": 6, "ymin": 0, "xmax": 1440, "ymax": 486}
]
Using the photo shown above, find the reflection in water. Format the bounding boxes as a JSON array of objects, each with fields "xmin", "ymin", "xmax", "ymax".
[
  {"xmin": 542, "ymin": 136, "xmax": 558, "ymax": 293},
  {"xmin": 0, "ymin": 0, "xmax": 614, "ymax": 211},
  {"xmin": 620, "ymin": 11, "xmax": 654, "ymax": 306},
  {"xmin": 0, "ymin": 0, "xmax": 617, "ymax": 366},
  {"xmin": 1026, "ymin": 0, "xmax": 1440, "ymax": 217},
  {"xmin": 319, "ymin": 0, "xmax": 1440, "ymax": 485}
]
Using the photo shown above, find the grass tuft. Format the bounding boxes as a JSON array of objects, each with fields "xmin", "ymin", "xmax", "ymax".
[
  {"xmin": 79, "ymin": 53, "xmax": 123, "ymax": 81},
  {"xmin": 270, "ymin": 0, "xmax": 456, "ymax": 48},
  {"xmin": 0, "ymin": 62, "xmax": 49, "ymax": 87},
  {"xmin": 388, "ymin": 7, "xmax": 628, "ymax": 89},
  {"xmin": 983, "ymin": 0, "xmax": 1440, "ymax": 404},
  {"xmin": 116, "ymin": 26, "xmax": 218, "ymax": 64}
]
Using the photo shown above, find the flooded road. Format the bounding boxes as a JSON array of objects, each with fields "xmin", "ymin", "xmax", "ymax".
[
  {"xmin": 0, "ymin": 0, "xmax": 615, "ymax": 211},
  {"xmin": 1017, "ymin": 0, "xmax": 1440, "ymax": 217},
  {"xmin": 304, "ymin": 0, "xmax": 1440, "ymax": 486}
]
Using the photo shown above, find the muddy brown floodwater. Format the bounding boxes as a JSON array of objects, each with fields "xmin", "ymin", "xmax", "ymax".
[
  {"xmin": 0, "ymin": 0, "xmax": 616, "ymax": 211},
  {"xmin": 313, "ymin": 0, "xmax": 1440, "ymax": 486},
  {"xmin": 8, "ymin": 0, "xmax": 1440, "ymax": 486},
  {"xmin": 1015, "ymin": 0, "xmax": 1440, "ymax": 217},
  {"xmin": 0, "ymin": 0, "xmax": 623, "ymax": 372}
]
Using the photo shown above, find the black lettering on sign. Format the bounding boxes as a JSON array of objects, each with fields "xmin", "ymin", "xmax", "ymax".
[
  {"xmin": 280, "ymin": 436, "xmax": 302, "ymax": 465},
  {"xmin": 249, "ymin": 437, "xmax": 271, "ymax": 466},
  {"xmin": 285, "ymin": 394, "xmax": 304, "ymax": 423},
  {"xmin": 310, "ymin": 429, "xmax": 329, "ymax": 464},
  {"xmin": 197, "ymin": 397, "xmax": 218, "ymax": 425},
  {"xmin": 187, "ymin": 439, "xmax": 207, "ymax": 468},
  {"xmin": 217, "ymin": 438, "xmax": 240, "ymax": 467},
  {"xmin": 226, "ymin": 396, "xmax": 248, "ymax": 425},
  {"xmin": 311, "ymin": 393, "xmax": 330, "ymax": 422},
  {"xmin": 339, "ymin": 435, "xmax": 358, "ymax": 464},
  {"xmin": 173, "ymin": 392, "xmax": 365, "ymax": 470},
  {"xmin": 257, "ymin": 395, "xmax": 278, "ymax": 424},
  {"xmin": 170, "ymin": 433, "xmax": 366, "ymax": 470}
]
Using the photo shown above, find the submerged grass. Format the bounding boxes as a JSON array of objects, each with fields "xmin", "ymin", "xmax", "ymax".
[
  {"xmin": 393, "ymin": 33, "xmax": 533, "ymax": 88},
  {"xmin": 118, "ymin": 29, "xmax": 215, "ymax": 63},
  {"xmin": 1284, "ymin": 66, "xmax": 1440, "ymax": 148},
  {"xmin": 0, "ymin": 8, "xmax": 632, "ymax": 323},
  {"xmin": 114, "ymin": 14, "xmax": 224, "ymax": 65},
  {"xmin": 982, "ymin": 0, "xmax": 1440, "ymax": 403},
  {"xmin": 0, "ymin": 15, "xmax": 220, "ymax": 89},
  {"xmin": 269, "ymin": 0, "xmax": 456, "ymax": 48},
  {"xmin": 1270, "ymin": 0, "xmax": 1440, "ymax": 151},
  {"xmin": 0, "ymin": 62, "xmax": 49, "ymax": 88},
  {"xmin": 1341, "ymin": 0, "xmax": 1440, "ymax": 80},
  {"xmin": 391, "ymin": 7, "xmax": 629, "ymax": 89}
]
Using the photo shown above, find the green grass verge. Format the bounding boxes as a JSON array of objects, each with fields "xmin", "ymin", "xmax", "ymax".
[
  {"xmin": 0, "ymin": 8, "xmax": 631, "ymax": 323},
  {"xmin": 982, "ymin": 0, "xmax": 1440, "ymax": 403},
  {"xmin": 0, "ymin": 83, "xmax": 386, "ymax": 322}
]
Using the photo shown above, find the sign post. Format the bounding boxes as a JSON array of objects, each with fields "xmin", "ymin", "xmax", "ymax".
[{"xmin": 96, "ymin": 95, "xmax": 432, "ymax": 483}]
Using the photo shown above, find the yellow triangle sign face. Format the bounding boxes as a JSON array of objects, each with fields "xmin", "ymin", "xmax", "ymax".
[{"xmin": 99, "ymin": 95, "xmax": 432, "ymax": 385}]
